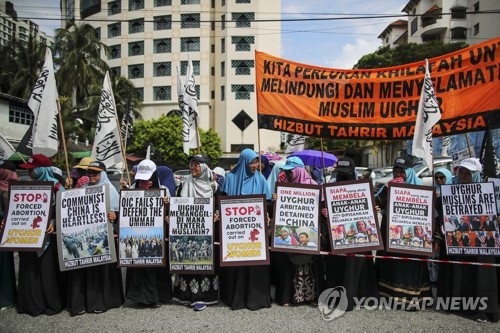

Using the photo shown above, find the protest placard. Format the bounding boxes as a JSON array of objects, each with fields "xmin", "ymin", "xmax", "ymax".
[
  {"xmin": 441, "ymin": 182, "xmax": 499, "ymax": 256},
  {"xmin": 119, "ymin": 189, "xmax": 166, "ymax": 267},
  {"xmin": 0, "ymin": 181, "xmax": 53, "ymax": 251},
  {"xmin": 169, "ymin": 197, "xmax": 214, "ymax": 273},
  {"xmin": 271, "ymin": 183, "xmax": 321, "ymax": 254},
  {"xmin": 56, "ymin": 184, "xmax": 116, "ymax": 271},
  {"xmin": 386, "ymin": 183, "xmax": 435, "ymax": 256},
  {"xmin": 218, "ymin": 195, "xmax": 269, "ymax": 267},
  {"xmin": 324, "ymin": 179, "xmax": 383, "ymax": 254}
]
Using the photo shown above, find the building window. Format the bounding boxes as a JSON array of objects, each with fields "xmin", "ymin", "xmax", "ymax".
[
  {"xmin": 410, "ymin": 17, "xmax": 417, "ymax": 36},
  {"xmin": 211, "ymin": 21, "xmax": 215, "ymax": 31},
  {"xmin": 109, "ymin": 44, "xmax": 121, "ymax": 59},
  {"xmin": 211, "ymin": 0, "xmax": 214, "ymax": 8},
  {"xmin": 232, "ymin": 36, "xmax": 254, "ymax": 51},
  {"xmin": 474, "ymin": 2, "xmax": 479, "ymax": 12},
  {"xmin": 221, "ymin": 38, "xmax": 225, "ymax": 53},
  {"xmin": 129, "ymin": 18, "xmax": 144, "ymax": 34},
  {"xmin": 111, "ymin": 66, "xmax": 121, "ymax": 77},
  {"xmin": 211, "ymin": 90, "xmax": 215, "ymax": 99},
  {"xmin": 181, "ymin": 0, "xmax": 200, "ymax": 4},
  {"xmin": 236, "ymin": 0, "xmax": 250, "ymax": 3},
  {"xmin": 129, "ymin": 0, "xmax": 144, "ymax": 11},
  {"xmin": 451, "ymin": 27, "xmax": 467, "ymax": 40},
  {"xmin": 422, "ymin": 15, "xmax": 437, "ymax": 28},
  {"xmin": 154, "ymin": 0, "xmax": 172, "ymax": 7},
  {"xmin": 154, "ymin": 38, "xmax": 172, "ymax": 53},
  {"xmin": 473, "ymin": 23, "xmax": 479, "ymax": 35},
  {"xmin": 108, "ymin": 0, "xmax": 120, "ymax": 15},
  {"xmin": 422, "ymin": 34, "xmax": 440, "ymax": 42},
  {"xmin": 221, "ymin": 15, "xmax": 225, "ymax": 30},
  {"xmin": 232, "ymin": 12, "xmax": 254, "ymax": 28},
  {"xmin": 221, "ymin": 86, "xmax": 225, "ymax": 101},
  {"xmin": 154, "ymin": 62, "xmax": 171, "ymax": 76},
  {"xmin": 180, "ymin": 61, "xmax": 200, "ymax": 75},
  {"xmin": 181, "ymin": 37, "xmax": 200, "ymax": 52},
  {"xmin": 221, "ymin": 61, "xmax": 225, "ymax": 77},
  {"xmin": 95, "ymin": 27, "xmax": 101, "ymax": 40},
  {"xmin": 211, "ymin": 66, "xmax": 215, "ymax": 75},
  {"xmin": 136, "ymin": 87, "xmax": 144, "ymax": 101},
  {"xmin": 9, "ymin": 103, "xmax": 33, "ymax": 125},
  {"xmin": 451, "ymin": 8, "xmax": 466, "ymax": 19},
  {"xmin": 154, "ymin": 0, "xmax": 171, "ymax": 6},
  {"xmin": 222, "ymin": 0, "xmax": 225, "ymax": 6},
  {"xmin": 211, "ymin": 44, "xmax": 215, "ymax": 53},
  {"xmin": 154, "ymin": 15, "xmax": 172, "ymax": 30},
  {"xmin": 108, "ymin": 23, "xmax": 121, "ymax": 38},
  {"xmin": 153, "ymin": 86, "xmax": 171, "ymax": 101},
  {"xmin": 128, "ymin": 64, "xmax": 144, "ymax": 79},
  {"xmin": 232, "ymin": 85, "xmax": 254, "ymax": 99},
  {"xmin": 232, "ymin": 60, "xmax": 253, "ymax": 75},
  {"xmin": 129, "ymin": 41, "xmax": 144, "ymax": 56},
  {"xmin": 181, "ymin": 14, "xmax": 200, "ymax": 29}
]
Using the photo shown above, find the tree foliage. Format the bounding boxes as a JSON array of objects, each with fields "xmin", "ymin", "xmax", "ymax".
[
  {"xmin": 0, "ymin": 35, "xmax": 45, "ymax": 99},
  {"xmin": 128, "ymin": 115, "xmax": 223, "ymax": 168},
  {"xmin": 355, "ymin": 41, "xmax": 468, "ymax": 69}
]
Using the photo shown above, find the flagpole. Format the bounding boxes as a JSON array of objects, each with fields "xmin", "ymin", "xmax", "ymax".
[
  {"xmin": 56, "ymin": 100, "xmax": 71, "ymax": 186},
  {"xmin": 120, "ymin": 118, "xmax": 130, "ymax": 187},
  {"xmin": 465, "ymin": 133, "xmax": 473, "ymax": 157},
  {"xmin": 121, "ymin": 96, "xmax": 132, "ymax": 187},
  {"xmin": 15, "ymin": 152, "xmax": 27, "ymax": 163},
  {"xmin": 194, "ymin": 117, "xmax": 201, "ymax": 155},
  {"xmin": 115, "ymin": 110, "xmax": 131, "ymax": 188}
]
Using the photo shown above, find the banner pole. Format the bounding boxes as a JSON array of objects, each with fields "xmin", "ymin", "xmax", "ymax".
[
  {"xmin": 257, "ymin": 128, "xmax": 262, "ymax": 173},
  {"xmin": 320, "ymin": 138, "xmax": 326, "ymax": 173}
]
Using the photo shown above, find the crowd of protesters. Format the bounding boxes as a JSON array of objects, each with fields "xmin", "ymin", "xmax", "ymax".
[{"xmin": 0, "ymin": 150, "xmax": 498, "ymax": 323}]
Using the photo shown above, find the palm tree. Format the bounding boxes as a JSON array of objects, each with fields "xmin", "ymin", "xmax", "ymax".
[
  {"xmin": 0, "ymin": 35, "xmax": 46, "ymax": 99},
  {"xmin": 54, "ymin": 23, "xmax": 110, "ymax": 107}
]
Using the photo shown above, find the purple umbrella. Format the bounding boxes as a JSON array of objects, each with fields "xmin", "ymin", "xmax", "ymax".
[
  {"xmin": 262, "ymin": 151, "xmax": 282, "ymax": 161},
  {"xmin": 288, "ymin": 150, "xmax": 338, "ymax": 168}
]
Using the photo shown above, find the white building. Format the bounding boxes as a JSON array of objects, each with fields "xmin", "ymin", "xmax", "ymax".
[
  {"xmin": 379, "ymin": 0, "xmax": 500, "ymax": 48},
  {"xmin": 61, "ymin": 0, "xmax": 282, "ymax": 154},
  {"xmin": 0, "ymin": 1, "xmax": 54, "ymax": 48}
]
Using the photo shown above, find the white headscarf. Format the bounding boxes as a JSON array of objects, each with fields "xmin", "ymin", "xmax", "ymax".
[{"xmin": 180, "ymin": 163, "xmax": 213, "ymax": 198}]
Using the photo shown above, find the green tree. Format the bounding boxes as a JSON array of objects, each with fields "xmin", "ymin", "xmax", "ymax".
[
  {"xmin": 0, "ymin": 35, "xmax": 46, "ymax": 99},
  {"xmin": 129, "ymin": 115, "xmax": 223, "ymax": 168},
  {"xmin": 54, "ymin": 23, "xmax": 109, "ymax": 107},
  {"xmin": 355, "ymin": 41, "xmax": 468, "ymax": 69}
]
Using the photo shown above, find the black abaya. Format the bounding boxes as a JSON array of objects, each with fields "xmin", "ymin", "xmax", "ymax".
[
  {"xmin": 220, "ymin": 265, "xmax": 271, "ymax": 311},
  {"xmin": 126, "ymin": 266, "xmax": 172, "ymax": 306},
  {"xmin": 17, "ymin": 235, "xmax": 66, "ymax": 316}
]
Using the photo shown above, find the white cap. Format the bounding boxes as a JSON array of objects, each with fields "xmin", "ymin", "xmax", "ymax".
[
  {"xmin": 135, "ymin": 159, "xmax": 157, "ymax": 180},
  {"xmin": 459, "ymin": 158, "xmax": 482, "ymax": 172},
  {"xmin": 213, "ymin": 167, "xmax": 225, "ymax": 177}
]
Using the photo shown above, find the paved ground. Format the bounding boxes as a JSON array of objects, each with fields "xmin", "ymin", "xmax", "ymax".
[
  {"xmin": 1, "ymin": 298, "xmax": 499, "ymax": 333},
  {"xmin": 2, "ymin": 255, "xmax": 499, "ymax": 332}
]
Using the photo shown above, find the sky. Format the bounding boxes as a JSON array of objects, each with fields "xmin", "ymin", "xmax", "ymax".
[{"xmin": 12, "ymin": 0, "xmax": 406, "ymax": 69}]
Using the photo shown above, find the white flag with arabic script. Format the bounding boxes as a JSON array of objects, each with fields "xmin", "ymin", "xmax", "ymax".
[{"xmin": 91, "ymin": 71, "xmax": 124, "ymax": 168}]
